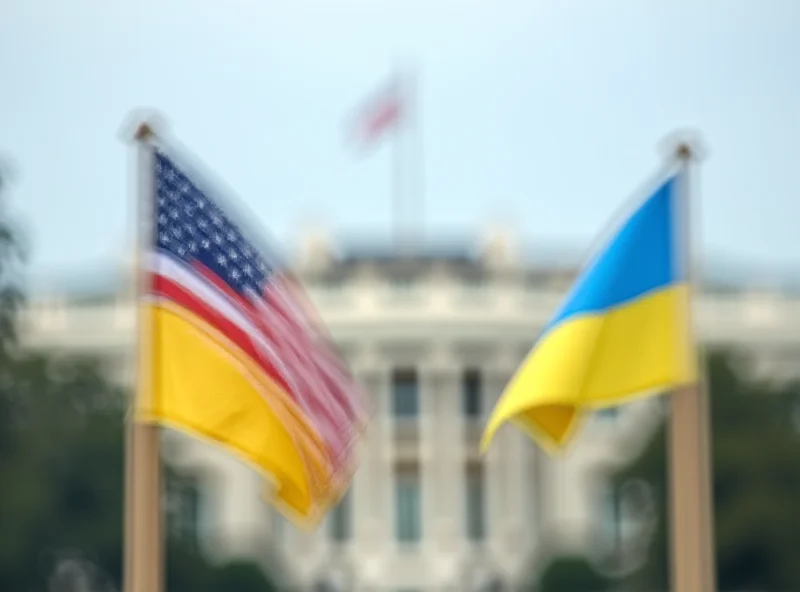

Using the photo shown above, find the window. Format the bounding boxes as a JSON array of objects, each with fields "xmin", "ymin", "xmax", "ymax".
[
  {"xmin": 167, "ymin": 475, "xmax": 202, "ymax": 548},
  {"xmin": 392, "ymin": 369, "xmax": 419, "ymax": 418},
  {"xmin": 328, "ymin": 490, "xmax": 352, "ymax": 543},
  {"xmin": 465, "ymin": 463, "xmax": 486, "ymax": 541},
  {"xmin": 395, "ymin": 463, "xmax": 422, "ymax": 543},
  {"xmin": 461, "ymin": 272, "xmax": 487, "ymax": 296},
  {"xmin": 597, "ymin": 407, "xmax": 618, "ymax": 420},
  {"xmin": 601, "ymin": 483, "xmax": 622, "ymax": 552},
  {"xmin": 462, "ymin": 369, "xmax": 482, "ymax": 419},
  {"xmin": 389, "ymin": 275, "xmax": 418, "ymax": 296},
  {"xmin": 320, "ymin": 272, "xmax": 347, "ymax": 295},
  {"xmin": 271, "ymin": 508, "xmax": 285, "ymax": 541},
  {"xmin": 323, "ymin": 277, "xmax": 342, "ymax": 292}
]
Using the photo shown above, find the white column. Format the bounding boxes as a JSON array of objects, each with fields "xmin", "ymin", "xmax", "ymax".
[
  {"xmin": 353, "ymin": 365, "xmax": 392, "ymax": 548},
  {"xmin": 526, "ymin": 443, "xmax": 545, "ymax": 560},
  {"xmin": 500, "ymin": 368, "xmax": 528, "ymax": 558},
  {"xmin": 423, "ymin": 367, "xmax": 462, "ymax": 553},
  {"xmin": 419, "ymin": 366, "xmax": 438, "ymax": 551},
  {"xmin": 503, "ymin": 426, "xmax": 529, "ymax": 565},
  {"xmin": 538, "ymin": 446, "xmax": 569, "ymax": 550},
  {"xmin": 483, "ymin": 367, "xmax": 502, "ymax": 554},
  {"xmin": 483, "ymin": 367, "xmax": 521, "ymax": 560}
]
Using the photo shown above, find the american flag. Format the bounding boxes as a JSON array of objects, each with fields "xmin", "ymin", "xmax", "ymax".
[
  {"xmin": 147, "ymin": 151, "xmax": 368, "ymax": 490},
  {"xmin": 350, "ymin": 78, "xmax": 405, "ymax": 149}
]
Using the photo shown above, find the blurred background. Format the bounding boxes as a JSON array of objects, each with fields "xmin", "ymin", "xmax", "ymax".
[{"xmin": 3, "ymin": 1, "xmax": 800, "ymax": 591}]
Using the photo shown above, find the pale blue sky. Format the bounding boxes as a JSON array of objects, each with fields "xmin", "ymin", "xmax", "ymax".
[{"xmin": 2, "ymin": 0, "xmax": 799, "ymax": 282}]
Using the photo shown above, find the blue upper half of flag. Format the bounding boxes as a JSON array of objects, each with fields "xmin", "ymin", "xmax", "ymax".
[
  {"xmin": 153, "ymin": 151, "xmax": 280, "ymax": 298},
  {"xmin": 547, "ymin": 176, "xmax": 683, "ymax": 329}
]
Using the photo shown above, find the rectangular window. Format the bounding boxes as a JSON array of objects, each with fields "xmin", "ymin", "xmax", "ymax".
[
  {"xmin": 329, "ymin": 490, "xmax": 352, "ymax": 543},
  {"xmin": 321, "ymin": 274, "xmax": 345, "ymax": 293},
  {"xmin": 465, "ymin": 463, "xmax": 486, "ymax": 541},
  {"xmin": 462, "ymin": 368, "xmax": 482, "ymax": 419},
  {"xmin": 602, "ymin": 483, "xmax": 622, "ymax": 552},
  {"xmin": 179, "ymin": 486, "xmax": 200, "ymax": 544},
  {"xmin": 167, "ymin": 475, "xmax": 202, "ymax": 549},
  {"xmin": 272, "ymin": 508, "xmax": 285, "ymax": 541},
  {"xmin": 388, "ymin": 274, "xmax": 419, "ymax": 297},
  {"xmin": 461, "ymin": 271, "xmax": 487, "ymax": 296},
  {"xmin": 395, "ymin": 463, "xmax": 422, "ymax": 543},
  {"xmin": 597, "ymin": 407, "xmax": 619, "ymax": 420},
  {"xmin": 392, "ymin": 368, "xmax": 419, "ymax": 418}
]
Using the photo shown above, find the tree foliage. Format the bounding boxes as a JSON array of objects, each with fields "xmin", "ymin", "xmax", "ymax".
[
  {"xmin": 0, "ymin": 163, "xmax": 24, "ymax": 357},
  {"xmin": 533, "ymin": 556, "xmax": 613, "ymax": 592},
  {"xmin": 0, "ymin": 167, "xmax": 280, "ymax": 591},
  {"xmin": 529, "ymin": 351, "xmax": 800, "ymax": 592},
  {"xmin": 613, "ymin": 350, "xmax": 800, "ymax": 591}
]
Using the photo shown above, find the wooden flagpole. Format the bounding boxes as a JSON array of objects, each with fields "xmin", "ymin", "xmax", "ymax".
[
  {"xmin": 122, "ymin": 118, "xmax": 164, "ymax": 592},
  {"xmin": 667, "ymin": 139, "xmax": 716, "ymax": 592}
]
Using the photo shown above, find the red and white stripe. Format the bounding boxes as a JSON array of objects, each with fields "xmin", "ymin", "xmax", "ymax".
[
  {"xmin": 144, "ymin": 252, "xmax": 365, "ymax": 473},
  {"xmin": 262, "ymin": 277, "xmax": 368, "ymax": 421},
  {"xmin": 350, "ymin": 79, "xmax": 404, "ymax": 149}
]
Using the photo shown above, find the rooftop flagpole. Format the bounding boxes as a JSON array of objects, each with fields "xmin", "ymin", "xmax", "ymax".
[
  {"xmin": 391, "ymin": 64, "xmax": 405, "ymax": 253},
  {"xmin": 122, "ymin": 115, "xmax": 164, "ymax": 592},
  {"xmin": 392, "ymin": 63, "xmax": 410, "ymax": 254},
  {"xmin": 410, "ymin": 65, "xmax": 425, "ymax": 254},
  {"xmin": 392, "ymin": 61, "xmax": 424, "ymax": 255},
  {"xmin": 667, "ymin": 137, "xmax": 716, "ymax": 592},
  {"xmin": 349, "ymin": 66, "xmax": 417, "ymax": 254}
]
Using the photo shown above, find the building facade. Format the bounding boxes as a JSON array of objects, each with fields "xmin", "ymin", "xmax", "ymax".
[{"xmin": 18, "ymin": 230, "xmax": 800, "ymax": 591}]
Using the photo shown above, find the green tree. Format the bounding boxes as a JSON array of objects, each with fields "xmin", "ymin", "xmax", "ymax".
[
  {"xmin": 0, "ymin": 161, "xmax": 23, "ymax": 355},
  {"xmin": 211, "ymin": 561, "xmax": 281, "ymax": 592},
  {"xmin": 532, "ymin": 556, "xmax": 613, "ymax": 592},
  {"xmin": 614, "ymin": 350, "xmax": 800, "ymax": 591},
  {"xmin": 0, "ymin": 161, "xmax": 25, "ymax": 461},
  {"xmin": 0, "ymin": 167, "xmax": 281, "ymax": 591}
]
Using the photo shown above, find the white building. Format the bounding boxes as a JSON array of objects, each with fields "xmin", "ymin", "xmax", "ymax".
[{"xmin": 18, "ymin": 230, "xmax": 800, "ymax": 592}]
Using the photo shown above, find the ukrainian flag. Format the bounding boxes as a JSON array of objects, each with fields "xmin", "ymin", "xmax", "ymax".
[{"xmin": 482, "ymin": 176, "xmax": 698, "ymax": 451}]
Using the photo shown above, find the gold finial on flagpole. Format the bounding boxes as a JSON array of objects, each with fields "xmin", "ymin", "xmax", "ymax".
[
  {"xmin": 120, "ymin": 110, "xmax": 168, "ymax": 145},
  {"xmin": 134, "ymin": 122, "xmax": 155, "ymax": 143},
  {"xmin": 659, "ymin": 129, "xmax": 707, "ymax": 164},
  {"xmin": 675, "ymin": 141, "xmax": 692, "ymax": 161}
]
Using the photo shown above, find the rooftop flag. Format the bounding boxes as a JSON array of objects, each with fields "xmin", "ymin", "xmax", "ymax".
[{"xmin": 349, "ymin": 77, "xmax": 405, "ymax": 150}]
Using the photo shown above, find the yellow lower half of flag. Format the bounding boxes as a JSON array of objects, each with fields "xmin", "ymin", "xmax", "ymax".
[
  {"xmin": 134, "ymin": 302, "xmax": 333, "ymax": 524},
  {"xmin": 483, "ymin": 285, "xmax": 698, "ymax": 451}
]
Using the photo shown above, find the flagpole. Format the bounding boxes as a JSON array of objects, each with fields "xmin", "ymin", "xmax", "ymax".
[
  {"xmin": 411, "ymin": 67, "xmax": 425, "ymax": 253},
  {"xmin": 392, "ymin": 65, "xmax": 407, "ymax": 253},
  {"xmin": 391, "ymin": 68, "xmax": 403, "ymax": 252},
  {"xmin": 122, "ymin": 118, "xmax": 164, "ymax": 592},
  {"xmin": 667, "ymin": 139, "xmax": 716, "ymax": 592},
  {"xmin": 392, "ymin": 63, "xmax": 422, "ymax": 254}
]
